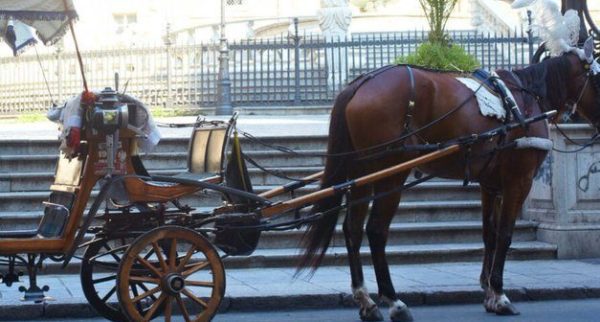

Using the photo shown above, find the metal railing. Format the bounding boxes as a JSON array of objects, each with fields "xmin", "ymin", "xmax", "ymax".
[{"xmin": 0, "ymin": 29, "xmax": 536, "ymax": 115}]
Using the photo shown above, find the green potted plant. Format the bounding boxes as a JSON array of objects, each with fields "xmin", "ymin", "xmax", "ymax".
[{"xmin": 395, "ymin": 0, "xmax": 480, "ymax": 71}]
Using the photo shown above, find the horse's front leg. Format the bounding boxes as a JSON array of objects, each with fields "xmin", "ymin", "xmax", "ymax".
[
  {"xmin": 484, "ymin": 180, "xmax": 533, "ymax": 316},
  {"xmin": 344, "ymin": 186, "xmax": 383, "ymax": 321},
  {"xmin": 479, "ymin": 189, "xmax": 499, "ymax": 300},
  {"xmin": 367, "ymin": 177, "xmax": 413, "ymax": 322}
]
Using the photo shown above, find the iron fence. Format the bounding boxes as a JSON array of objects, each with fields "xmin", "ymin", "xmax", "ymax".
[{"xmin": 0, "ymin": 29, "xmax": 537, "ymax": 115}]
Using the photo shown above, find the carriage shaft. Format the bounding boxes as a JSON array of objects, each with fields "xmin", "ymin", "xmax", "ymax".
[
  {"xmin": 259, "ymin": 145, "xmax": 460, "ymax": 218},
  {"xmin": 258, "ymin": 171, "xmax": 324, "ymax": 199}
]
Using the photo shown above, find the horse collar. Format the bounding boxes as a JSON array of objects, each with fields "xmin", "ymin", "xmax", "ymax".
[{"xmin": 404, "ymin": 66, "xmax": 417, "ymax": 132}]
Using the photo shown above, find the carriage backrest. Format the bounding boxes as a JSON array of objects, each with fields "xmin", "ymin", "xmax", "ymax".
[
  {"xmin": 187, "ymin": 121, "xmax": 231, "ymax": 175},
  {"xmin": 38, "ymin": 153, "xmax": 85, "ymax": 237}
]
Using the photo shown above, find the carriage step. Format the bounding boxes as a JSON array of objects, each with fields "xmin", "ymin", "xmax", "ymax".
[{"xmin": 221, "ymin": 241, "xmax": 557, "ymax": 268}]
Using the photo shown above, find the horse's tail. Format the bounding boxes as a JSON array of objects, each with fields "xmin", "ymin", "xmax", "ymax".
[{"xmin": 297, "ymin": 83, "xmax": 358, "ymax": 273}]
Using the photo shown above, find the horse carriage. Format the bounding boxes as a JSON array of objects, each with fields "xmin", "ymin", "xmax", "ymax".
[
  {"xmin": 1, "ymin": 1, "xmax": 600, "ymax": 322},
  {"xmin": 0, "ymin": 80, "xmax": 558, "ymax": 322}
]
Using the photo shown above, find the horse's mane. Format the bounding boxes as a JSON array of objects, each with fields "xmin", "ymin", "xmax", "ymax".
[{"xmin": 512, "ymin": 54, "xmax": 572, "ymax": 110}]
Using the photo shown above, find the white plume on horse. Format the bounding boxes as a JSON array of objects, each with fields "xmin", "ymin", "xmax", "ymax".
[
  {"xmin": 512, "ymin": 0, "xmax": 581, "ymax": 57},
  {"xmin": 511, "ymin": 0, "xmax": 537, "ymax": 8}
]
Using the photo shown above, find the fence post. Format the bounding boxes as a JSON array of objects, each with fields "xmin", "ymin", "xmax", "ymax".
[
  {"xmin": 293, "ymin": 17, "xmax": 301, "ymax": 105},
  {"xmin": 165, "ymin": 23, "xmax": 173, "ymax": 109},
  {"xmin": 216, "ymin": 0, "xmax": 233, "ymax": 115},
  {"xmin": 527, "ymin": 10, "xmax": 534, "ymax": 63},
  {"xmin": 56, "ymin": 40, "xmax": 63, "ymax": 102}
]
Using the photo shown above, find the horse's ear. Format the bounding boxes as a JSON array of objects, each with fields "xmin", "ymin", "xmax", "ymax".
[{"xmin": 583, "ymin": 36, "xmax": 595, "ymax": 62}]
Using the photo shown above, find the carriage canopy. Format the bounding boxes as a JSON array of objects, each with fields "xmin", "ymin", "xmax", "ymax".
[{"xmin": 0, "ymin": 0, "xmax": 77, "ymax": 55}]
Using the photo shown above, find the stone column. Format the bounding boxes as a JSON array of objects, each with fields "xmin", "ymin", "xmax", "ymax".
[
  {"xmin": 524, "ymin": 124, "xmax": 600, "ymax": 258},
  {"xmin": 318, "ymin": 0, "xmax": 352, "ymax": 90}
]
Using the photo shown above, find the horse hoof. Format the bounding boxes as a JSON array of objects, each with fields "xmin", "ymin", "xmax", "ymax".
[
  {"xmin": 360, "ymin": 305, "xmax": 384, "ymax": 322},
  {"xmin": 390, "ymin": 305, "xmax": 414, "ymax": 322},
  {"xmin": 495, "ymin": 302, "xmax": 520, "ymax": 316},
  {"xmin": 483, "ymin": 296, "xmax": 495, "ymax": 313}
]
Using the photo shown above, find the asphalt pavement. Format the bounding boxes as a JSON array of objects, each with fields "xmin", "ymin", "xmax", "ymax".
[
  {"xmin": 1, "ymin": 259, "xmax": 600, "ymax": 320},
  {"xmin": 3, "ymin": 298, "xmax": 600, "ymax": 322}
]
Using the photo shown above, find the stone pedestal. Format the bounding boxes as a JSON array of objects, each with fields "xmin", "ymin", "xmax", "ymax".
[
  {"xmin": 318, "ymin": 0, "xmax": 352, "ymax": 90},
  {"xmin": 524, "ymin": 124, "xmax": 600, "ymax": 258}
]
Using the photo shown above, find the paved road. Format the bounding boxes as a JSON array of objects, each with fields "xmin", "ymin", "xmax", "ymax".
[{"xmin": 6, "ymin": 299, "xmax": 599, "ymax": 322}]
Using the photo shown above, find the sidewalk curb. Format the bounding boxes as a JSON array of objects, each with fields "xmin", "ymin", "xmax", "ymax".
[{"xmin": 1, "ymin": 287, "xmax": 600, "ymax": 320}]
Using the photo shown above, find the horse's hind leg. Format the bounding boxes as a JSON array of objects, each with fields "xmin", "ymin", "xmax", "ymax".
[
  {"xmin": 367, "ymin": 174, "xmax": 413, "ymax": 322},
  {"xmin": 344, "ymin": 185, "xmax": 383, "ymax": 322}
]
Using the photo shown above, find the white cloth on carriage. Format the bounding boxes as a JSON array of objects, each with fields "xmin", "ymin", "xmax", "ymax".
[
  {"xmin": 455, "ymin": 73, "xmax": 517, "ymax": 122},
  {"xmin": 47, "ymin": 93, "xmax": 161, "ymax": 157}
]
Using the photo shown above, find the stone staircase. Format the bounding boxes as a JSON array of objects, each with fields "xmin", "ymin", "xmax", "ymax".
[{"xmin": 0, "ymin": 134, "xmax": 556, "ymax": 269}]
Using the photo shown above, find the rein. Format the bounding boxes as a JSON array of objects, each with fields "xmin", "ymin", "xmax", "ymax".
[{"xmin": 551, "ymin": 124, "xmax": 600, "ymax": 153}]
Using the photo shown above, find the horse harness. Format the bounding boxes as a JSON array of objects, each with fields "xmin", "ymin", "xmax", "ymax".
[{"xmin": 404, "ymin": 66, "xmax": 417, "ymax": 133}]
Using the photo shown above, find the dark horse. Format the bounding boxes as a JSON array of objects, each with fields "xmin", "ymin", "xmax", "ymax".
[{"xmin": 298, "ymin": 38, "xmax": 600, "ymax": 322}]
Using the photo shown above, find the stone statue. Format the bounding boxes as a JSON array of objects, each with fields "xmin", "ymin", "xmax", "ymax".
[
  {"xmin": 318, "ymin": 0, "xmax": 352, "ymax": 38},
  {"xmin": 246, "ymin": 20, "xmax": 255, "ymax": 39}
]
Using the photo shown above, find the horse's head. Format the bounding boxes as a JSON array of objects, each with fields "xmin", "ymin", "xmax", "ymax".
[{"xmin": 565, "ymin": 37, "xmax": 600, "ymax": 130}]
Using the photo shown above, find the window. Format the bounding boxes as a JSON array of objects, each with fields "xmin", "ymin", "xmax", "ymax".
[{"xmin": 113, "ymin": 13, "xmax": 138, "ymax": 35}]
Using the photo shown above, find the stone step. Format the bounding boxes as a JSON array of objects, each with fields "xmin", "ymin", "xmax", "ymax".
[
  {"xmin": 0, "ymin": 154, "xmax": 59, "ymax": 172},
  {"xmin": 0, "ymin": 135, "xmax": 329, "ymax": 155},
  {"xmin": 0, "ymin": 139, "xmax": 60, "ymax": 156},
  {"xmin": 37, "ymin": 240, "xmax": 556, "ymax": 275},
  {"xmin": 256, "ymin": 220, "xmax": 537, "ymax": 249},
  {"xmin": 0, "ymin": 194, "xmax": 481, "ymax": 230},
  {"xmin": 136, "ymin": 135, "xmax": 329, "ymax": 155},
  {"xmin": 0, "ymin": 161, "xmax": 480, "ymax": 195},
  {"xmin": 0, "ymin": 172, "xmax": 480, "ymax": 221},
  {"xmin": 0, "ymin": 218, "xmax": 534, "ymax": 251},
  {"xmin": 0, "ymin": 148, "xmax": 327, "ymax": 173},
  {"xmin": 220, "ymin": 241, "xmax": 557, "ymax": 269}
]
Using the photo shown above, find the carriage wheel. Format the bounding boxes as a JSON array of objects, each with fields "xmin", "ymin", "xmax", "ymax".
[
  {"xmin": 81, "ymin": 235, "xmax": 162, "ymax": 321},
  {"xmin": 117, "ymin": 226, "xmax": 225, "ymax": 322}
]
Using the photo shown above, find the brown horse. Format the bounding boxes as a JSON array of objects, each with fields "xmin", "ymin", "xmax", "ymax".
[{"xmin": 298, "ymin": 39, "xmax": 600, "ymax": 322}]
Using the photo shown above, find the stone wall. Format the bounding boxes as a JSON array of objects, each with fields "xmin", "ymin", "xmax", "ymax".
[{"xmin": 524, "ymin": 124, "xmax": 600, "ymax": 258}]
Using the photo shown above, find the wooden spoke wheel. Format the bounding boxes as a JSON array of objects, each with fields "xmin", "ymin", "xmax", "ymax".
[
  {"xmin": 81, "ymin": 235, "xmax": 158, "ymax": 321},
  {"xmin": 117, "ymin": 226, "xmax": 225, "ymax": 322}
]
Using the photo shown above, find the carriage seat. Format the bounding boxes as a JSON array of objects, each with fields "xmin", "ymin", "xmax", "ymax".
[
  {"xmin": 124, "ymin": 118, "xmax": 234, "ymax": 203},
  {"xmin": 0, "ymin": 154, "xmax": 81, "ymax": 239},
  {"xmin": 0, "ymin": 195, "xmax": 72, "ymax": 239}
]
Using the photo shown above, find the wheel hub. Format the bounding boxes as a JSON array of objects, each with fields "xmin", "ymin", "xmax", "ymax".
[{"xmin": 163, "ymin": 274, "xmax": 185, "ymax": 295}]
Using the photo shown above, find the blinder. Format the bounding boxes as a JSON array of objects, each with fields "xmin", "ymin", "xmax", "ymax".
[{"xmin": 589, "ymin": 58, "xmax": 600, "ymax": 90}]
